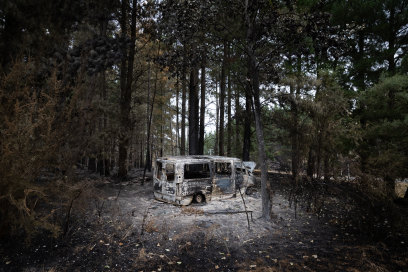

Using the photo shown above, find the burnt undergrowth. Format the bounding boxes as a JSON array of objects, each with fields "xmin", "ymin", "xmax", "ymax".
[
  {"xmin": 270, "ymin": 172, "xmax": 408, "ymax": 246},
  {"xmin": 1, "ymin": 171, "xmax": 407, "ymax": 271}
]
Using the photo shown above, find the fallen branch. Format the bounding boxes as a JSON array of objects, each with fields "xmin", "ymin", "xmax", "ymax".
[
  {"xmin": 115, "ymin": 182, "xmax": 123, "ymax": 200},
  {"xmin": 140, "ymin": 206, "xmax": 150, "ymax": 236},
  {"xmin": 121, "ymin": 223, "xmax": 135, "ymax": 241},
  {"xmin": 238, "ymin": 187, "xmax": 251, "ymax": 230}
]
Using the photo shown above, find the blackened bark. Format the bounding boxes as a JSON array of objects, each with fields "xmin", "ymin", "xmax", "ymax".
[
  {"xmin": 160, "ymin": 86, "xmax": 164, "ymax": 157},
  {"xmin": 88, "ymin": 157, "xmax": 96, "ymax": 172},
  {"xmin": 176, "ymin": 74, "xmax": 180, "ymax": 154},
  {"xmin": 214, "ymin": 80, "xmax": 219, "ymax": 155},
  {"xmin": 388, "ymin": 7, "xmax": 396, "ymax": 74},
  {"xmin": 306, "ymin": 147, "xmax": 314, "ymax": 179},
  {"xmin": 199, "ymin": 63, "xmax": 206, "ymax": 155},
  {"xmin": 356, "ymin": 33, "xmax": 366, "ymax": 92},
  {"xmin": 104, "ymin": 159, "xmax": 110, "ymax": 176},
  {"xmin": 97, "ymin": 71, "xmax": 108, "ymax": 176},
  {"xmin": 227, "ymin": 67, "xmax": 232, "ymax": 156},
  {"xmin": 188, "ymin": 67, "xmax": 200, "ymax": 155},
  {"xmin": 316, "ymin": 129, "xmax": 322, "ymax": 180},
  {"xmin": 290, "ymin": 88, "xmax": 299, "ymax": 181},
  {"xmin": 170, "ymin": 113, "xmax": 174, "ymax": 155},
  {"xmin": 139, "ymin": 139, "xmax": 144, "ymax": 168},
  {"xmin": 118, "ymin": 0, "xmax": 128, "ymax": 178},
  {"xmin": 323, "ymin": 154, "xmax": 330, "ymax": 182},
  {"xmin": 242, "ymin": 89, "xmax": 251, "ymax": 161},
  {"xmin": 142, "ymin": 63, "xmax": 158, "ymax": 184},
  {"xmin": 181, "ymin": 64, "xmax": 187, "ymax": 155},
  {"xmin": 219, "ymin": 41, "xmax": 227, "ymax": 156},
  {"xmin": 98, "ymin": 18, "xmax": 109, "ymax": 176},
  {"xmin": 291, "ymin": 55, "xmax": 301, "ymax": 183},
  {"xmin": 118, "ymin": 0, "xmax": 137, "ymax": 178},
  {"xmin": 355, "ymin": 33, "xmax": 367, "ymax": 174},
  {"xmin": 102, "ymin": 79, "xmax": 110, "ymax": 176},
  {"xmin": 245, "ymin": 0, "xmax": 271, "ymax": 220},
  {"xmin": 249, "ymin": 51, "xmax": 271, "ymax": 219},
  {"xmin": 144, "ymin": 62, "xmax": 152, "ymax": 173},
  {"xmin": 235, "ymin": 84, "xmax": 241, "ymax": 158},
  {"xmin": 97, "ymin": 155, "xmax": 104, "ymax": 175}
]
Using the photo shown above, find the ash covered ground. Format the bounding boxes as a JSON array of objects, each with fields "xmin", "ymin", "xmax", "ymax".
[{"xmin": 1, "ymin": 170, "xmax": 407, "ymax": 271}]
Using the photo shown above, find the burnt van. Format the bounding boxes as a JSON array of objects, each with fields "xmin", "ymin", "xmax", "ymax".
[{"xmin": 153, "ymin": 155, "xmax": 255, "ymax": 205}]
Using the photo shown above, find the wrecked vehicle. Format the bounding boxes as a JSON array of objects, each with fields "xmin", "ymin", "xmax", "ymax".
[{"xmin": 153, "ymin": 155, "xmax": 256, "ymax": 205}]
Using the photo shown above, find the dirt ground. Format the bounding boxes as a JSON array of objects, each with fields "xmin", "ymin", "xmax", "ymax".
[{"xmin": 1, "ymin": 170, "xmax": 407, "ymax": 271}]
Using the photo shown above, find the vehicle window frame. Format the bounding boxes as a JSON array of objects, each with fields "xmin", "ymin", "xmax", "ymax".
[
  {"xmin": 184, "ymin": 163, "xmax": 211, "ymax": 180},
  {"xmin": 156, "ymin": 161, "xmax": 163, "ymax": 180},
  {"xmin": 215, "ymin": 162, "xmax": 232, "ymax": 176},
  {"xmin": 165, "ymin": 163, "xmax": 175, "ymax": 183}
]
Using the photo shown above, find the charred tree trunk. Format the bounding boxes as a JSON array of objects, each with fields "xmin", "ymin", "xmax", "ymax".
[
  {"xmin": 97, "ymin": 17, "xmax": 109, "ymax": 176},
  {"xmin": 143, "ymin": 57, "xmax": 159, "ymax": 183},
  {"xmin": 118, "ymin": 0, "xmax": 129, "ymax": 178},
  {"xmin": 214, "ymin": 79, "xmax": 219, "ymax": 155},
  {"xmin": 104, "ymin": 159, "xmax": 110, "ymax": 176},
  {"xmin": 245, "ymin": 0, "xmax": 271, "ymax": 219},
  {"xmin": 176, "ymin": 73, "xmax": 180, "ymax": 155},
  {"xmin": 248, "ymin": 51, "xmax": 271, "ymax": 219},
  {"xmin": 118, "ymin": 0, "xmax": 137, "ymax": 178},
  {"xmin": 188, "ymin": 67, "xmax": 200, "ymax": 155},
  {"xmin": 88, "ymin": 157, "xmax": 96, "ymax": 172},
  {"xmin": 235, "ymin": 84, "xmax": 241, "ymax": 158},
  {"xmin": 97, "ymin": 156, "xmax": 104, "ymax": 175},
  {"xmin": 323, "ymin": 153, "xmax": 330, "ymax": 182},
  {"xmin": 198, "ymin": 63, "xmax": 206, "ymax": 155},
  {"xmin": 219, "ymin": 41, "xmax": 227, "ymax": 156},
  {"xmin": 306, "ymin": 147, "xmax": 314, "ymax": 179},
  {"xmin": 160, "ymin": 86, "xmax": 164, "ymax": 157},
  {"xmin": 139, "ymin": 139, "xmax": 144, "ymax": 168},
  {"xmin": 227, "ymin": 66, "xmax": 232, "ymax": 156},
  {"xmin": 387, "ymin": 7, "xmax": 396, "ymax": 75},
  {"xmin": 170, "ymin": 112, "xmax": 174, "ymax": 155},
  {"xmin": 316, "ymin": 130, "xmax": 322, "ymax": 180},
  {"xmin": 98, "ymin": 72, "xmax": 109, "ymax": 176},
  {"xmin": 144, "ymin": 62, "xmax": 152, "ymax": 173},
  {"xmin": 242, "ymin": 88, "xmax": 251, "ymax": 161},
  {"xmin": 356, "ymin": 33, "xmax": 366, "ymax": 92},
  {"xmin": 290, "ymin": 88, "xmax": 299, "ymax": 181},
  {"xmin": 181, "ymin": 64, "xmax": 187, "ymax": 155},
  {"xmin": 102, "ymin": 69, "xmax": 110, "ymax": 176},
  {"xmin": 290, "ymin": 55, "xmax": 301, "ymax": 183}
]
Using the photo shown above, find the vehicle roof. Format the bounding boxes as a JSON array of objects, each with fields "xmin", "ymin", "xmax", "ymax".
[{"xmin": 157, "ymin": 155, "xmax": 242, "ymax": 164}]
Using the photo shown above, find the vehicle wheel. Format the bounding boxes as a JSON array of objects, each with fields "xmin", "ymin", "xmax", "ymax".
[{"xmin": 195, "ymin": 194, "xmax": 204, "ymax": 203}]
